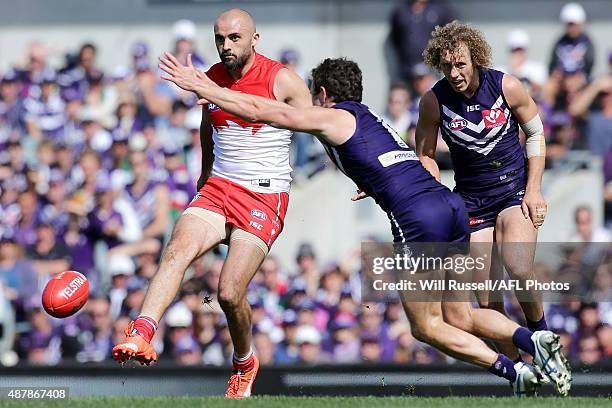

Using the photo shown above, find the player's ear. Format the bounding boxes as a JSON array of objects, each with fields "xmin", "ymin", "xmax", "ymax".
[
  {"xmin": 320, "ymin": 86, "xmax": 332, "ymax": 105},
  {"xmin": 251, "ymin": 32, "xmax": 260, "ymax": 48}
]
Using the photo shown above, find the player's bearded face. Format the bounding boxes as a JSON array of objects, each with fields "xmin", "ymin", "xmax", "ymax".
[
  {"xmin": 215, "ymin": 30, "xmax": 253, "ymax": 72},
  {"xmin": 440, "ymin": 44, "xmax": 475, "ymax": 94},
  {"xmin": 220, "ymin": 47, "xmax": 251, "ymax": 71}
]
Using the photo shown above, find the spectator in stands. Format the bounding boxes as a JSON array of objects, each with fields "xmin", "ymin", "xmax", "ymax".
[
  {"xmin": 280, "ymin": 48, "xmax": 305, "ymax": 79},
  {"xmin": 82, "ymin": 69, "xmax": 117, "ymax": 129},
  {"xmin": 172, "ymin": 19, "xmax": 206, "ymax": 70},
  {"xmin": 120, "ymin": 277, "xmax": 146, "ymax": 319},
  {"xmin": 359, "ymin": 301, "xmax": 394, "ymax": 360},
  {"xmin": 568, "ymin": 75, "xmax": 612, "ymax": 155},
  {"xmin": 389, "ymin": 321, "xmax": 416, "ymax": 363},
  {"xmin": 164, "ymin": 301, "xmax": 194, "ymax": 357},
  {"xmin": 19, "ymin": 297, "xmax": 61, "ymax": 365},
  {"xmin": 545, "ymin": 112, "xmax": 576, "ymax": 164},
  {"xmin": 26, "ymin": 223, "xmax": 70, "ymax": 282},
  {"xmin": 295, "ymin": 243, "xmax": 320, "ymax": 297},
  {"xmin": 59, "ymin": 43, "xmax": 103, "ymax": 99},
  {"xmin": 129, "ymin": 42, "xmax": 173, "ymax": 122},
  {"xmin": 162, "ymin": 144, "xmax": 195, "ymax": 220},
  {"xmin": 577, "ymin": 303, "xmax": 601, "ymax": 337},
  {"xmin": 173, "ymin": 335, "xmax": 202, "ymax": 366},
  {"xmin": 0, "ymin": 238, "xmax": 38, "ymax": 302},
  {"xmin": 328, "ymin": 316, "xmax": 360, "ymax": 363},
  {"xmin": 0, "ymin": 69, "xmax": 25, "ymax": 142},
  {"xmin": 14, "ymin": 190, "xmax": 40, "ymax": 248},
  {"xmin": 295, "ymin": 324, "xmax": 326, "ymax": 364},
  {"xmin": 595, "ymin": 324, "xmax": 612, "ymax": 357},
  {"xmin": 107, "ymin": 255, "xmax": 136, "ymax": 319},
  {"xmin": 194, "ymin": 308, "xmax": 225, "ymax": 366},
  {"xmin": 274, "ymin": 309, "xmax": 299, "ymax": 364},
  {"xmin": 577, "ymin": 335, "xmax": 603, "ymax": 365},
  {"xmin": 77, "ymin": 297, "xmax": 113, "ymax": 363},
  {"xmin": 125, "ymin": 150, "xmax": 170, "ymax": 242},
  {"xmin": 19, "ymin": 41, "xmax": 51, "ymax": 99},
  {"xmin": 253, "ymin": 331, "xmax": 276, "ymax": 366},
  {"xmin": 23, "ymin": 69, "xmax": 66, "ymax": 141},
  {"xmin": 549, "ymin": 3, "xmax": 595, "ymax": 78},
  {"xmin": 381, "ymin": 82, "xmax": 412, "ymax": 144},
  {"xmin": 500, "ymin": 29, "xmax": 547, "ymax": 91},
  {"xmin": 360, "ymin": 334, "xmax": 383, "ymax": 362},
  {"xmin": 389, "ymin": 0, "xmax": 454, "ymax": 83},
  {"xmin": 570, "ymin": 206, "xmax": 611, "ymax": 242}
]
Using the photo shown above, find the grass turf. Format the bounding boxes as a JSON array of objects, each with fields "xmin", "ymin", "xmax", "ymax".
[{"xmin": 1, "ymin": 397, "xmax": 610, "ymax": 408}]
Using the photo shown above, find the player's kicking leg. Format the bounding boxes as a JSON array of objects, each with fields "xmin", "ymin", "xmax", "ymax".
[
  {"xmin": 112, "ymin": 209, "xmax": 225, "ymax": 365},
  {"xmin": 400, "ymin": 292, "xmax": 539, "ymax": 397},
  {"xmin": 218, "ymin": 230, "xmax": 268, "ymax": 398}
]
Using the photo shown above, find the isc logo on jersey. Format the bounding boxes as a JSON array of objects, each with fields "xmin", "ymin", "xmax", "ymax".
[
  {"xmin": 481, "ymin": 108, "xmax": 507, "ymax": 129},
  {"xmin": 447, "ymin": 119, "xmax": 468, "ymax": 131}
]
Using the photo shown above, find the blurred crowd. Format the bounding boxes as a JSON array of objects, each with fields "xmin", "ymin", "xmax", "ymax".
[{"xmin": 0, "ymin": 5, "xmax": 610, "ymax": 368}]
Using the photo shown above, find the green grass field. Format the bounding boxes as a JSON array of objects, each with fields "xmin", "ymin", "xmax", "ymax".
[{"xmin": 1, "ymin": 396, "xmax": 610, "ymax": 408}]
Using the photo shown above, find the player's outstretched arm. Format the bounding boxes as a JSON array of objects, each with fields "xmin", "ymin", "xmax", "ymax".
[
  {"xmin": 159, "ymin": 52, "xmax": 355, "ymax": 145},
  {"xmin": 273, "ymin": 68, "xmax": 313, "ymax": 109},
  {"xmin": 415, "ymin": 90, "xmax": 442, "ymax": 181},
  {"xmin": 502, "ymin": 74, "xmax": 547, "ymax": 228}
]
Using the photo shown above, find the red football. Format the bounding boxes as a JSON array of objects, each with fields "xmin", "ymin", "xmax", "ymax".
[{"xmin": 42, "ymin": 271, "xmax": 90, "ymax": 318}]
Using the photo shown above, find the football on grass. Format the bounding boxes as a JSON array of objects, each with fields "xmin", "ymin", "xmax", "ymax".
[{"xmin": 42, "ymin": 271, "xmax": 90, "ymax": 318}]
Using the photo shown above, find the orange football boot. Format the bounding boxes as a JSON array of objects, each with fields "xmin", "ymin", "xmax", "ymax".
[
  {"xmin": 225, "ymin": 355, "xmax": 260, "ymax": 398},
  {"xmin": 112, "ymin": 321, "xmax": 158, "ymax": 365}
]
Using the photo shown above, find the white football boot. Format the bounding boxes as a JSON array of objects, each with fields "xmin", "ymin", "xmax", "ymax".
[
  {"xmin": 512, "ymin": 361, "xmax": 541, "ymax": 397},
  {"xmin": 531, "ymin": 330, "xmax": 572, "ymax": 396}
]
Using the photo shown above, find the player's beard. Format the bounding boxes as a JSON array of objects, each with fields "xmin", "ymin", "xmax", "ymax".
[{"xmin": 221, "ymin": 51, "xmax": 250, "ymax": 72}]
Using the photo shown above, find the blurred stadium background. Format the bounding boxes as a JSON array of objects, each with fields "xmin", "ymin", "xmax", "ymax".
[{"xmin": 0, "ymin": 0, "xmax": 610, "ymax": 398}]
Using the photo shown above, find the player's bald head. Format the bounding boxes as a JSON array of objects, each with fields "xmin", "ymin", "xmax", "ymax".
[
  {"xmin": 214, "ymin": 8, "xmax": 256, "ymax": 36},
  {"xmin": 214, "ymin": 9, "xmax": 259, "ymax": 72}
]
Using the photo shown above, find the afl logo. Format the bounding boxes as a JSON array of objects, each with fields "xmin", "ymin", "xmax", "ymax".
[
  {"xmin": 207, "ymin": 103, "xmax": 221, "ymax": 112},
  {"xmin": 251, "ymin": 209, "xmax": 267, "ymax": 221},
  {"xmin": 448, "ymin": 119, "xmax": 467, "ymax": 131}
]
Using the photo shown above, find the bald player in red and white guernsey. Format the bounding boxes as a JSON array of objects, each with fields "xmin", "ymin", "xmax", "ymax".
[{"xmin": 112, "ymin": 9, "xmax": 311, "ymax": 398}]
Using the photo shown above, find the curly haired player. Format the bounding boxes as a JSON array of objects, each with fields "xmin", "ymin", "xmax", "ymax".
[{"xmin": 414, "ymin": 22, "xmax": 569, "ymax": 391}]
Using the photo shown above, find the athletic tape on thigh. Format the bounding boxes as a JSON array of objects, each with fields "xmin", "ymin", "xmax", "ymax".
[
  {"xmin": 229, "ymin": 228, "xmax": 269, "ymax": 255},
  {"xmin": 182, "ymin": 207, "xmax": 227, "ymax": 241}
]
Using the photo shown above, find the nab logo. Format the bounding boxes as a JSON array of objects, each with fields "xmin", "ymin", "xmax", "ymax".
[
  {"xmin": 481, "ymin": 108, "xmax": 507, "ymax": 129},
  {"xmin": 469, "ymin": 217, "xmax": 485, "ymax": 226},
  {"xmin": 467, "ymin": 104, "xmax": 480, "ymax": 112},
  {"xmin": 448, "ymin": 119, "xmax": 468, "ymax": 131},
  {"xmin": 207, "ymin": 103, "xmax": 221, "ymax": 112}
]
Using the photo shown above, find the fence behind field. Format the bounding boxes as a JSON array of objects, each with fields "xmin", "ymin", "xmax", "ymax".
[{"xmin": 1, "ymin": 362, "xmax": 610, "ymax": 397}]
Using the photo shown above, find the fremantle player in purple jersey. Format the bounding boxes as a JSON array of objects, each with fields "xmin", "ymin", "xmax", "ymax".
[
  {"xmin": 159, "ymin": 54, "xmax": 571, "ymax": 396},
  {"xmin": 415, "ymin": 21, "xmax": 557, "ymax": 370}
]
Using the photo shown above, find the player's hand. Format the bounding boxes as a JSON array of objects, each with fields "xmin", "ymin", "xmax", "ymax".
[
  {"xmin": 521, "ymin": 190, "xmax": 547, "ymax": 229},
  {"xmin": 159, "ymin": 52, "xmax": 204, "ymax": 93},
  {"xmin": 351, "ymin": 189, "xmax": 368, "ymax": 201}
]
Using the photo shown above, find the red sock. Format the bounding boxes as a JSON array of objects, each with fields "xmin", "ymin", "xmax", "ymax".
[
  {"xmin": 133, "ymin": 315, "xmax": 158, "ymax": 343},
  {"xmin": 232, "ymin": 351, "xmax": 254, "ymax": 372}
]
